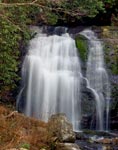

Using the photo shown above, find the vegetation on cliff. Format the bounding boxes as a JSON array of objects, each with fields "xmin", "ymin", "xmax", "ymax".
[
  {"xmin": 101, "ymin": 26, "xmax": 118, "ymax": 114},
  {"xmin": 0, "ymin": 0, "xmax": 118, "ymax": 108},
  {"xmin": 0, "ymin": 1, "xmax": 118, "ymax": 148}
]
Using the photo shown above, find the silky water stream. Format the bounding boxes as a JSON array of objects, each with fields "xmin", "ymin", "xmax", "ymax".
[{"xmin": 17, "ymin": 27, "xmax": 111, "ymax": 132}]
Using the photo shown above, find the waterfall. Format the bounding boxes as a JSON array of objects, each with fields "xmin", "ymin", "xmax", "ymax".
[
  {"xmin": 80, "ymin": 29, "xmax": 111, "ymax": 131},
  {"xmin": 17, "ymin": 27, "xmax": 111, "ymax": 131},
  {"xmin": 17, "ymin": 27, "xmax": 82, "ymax": 131}
]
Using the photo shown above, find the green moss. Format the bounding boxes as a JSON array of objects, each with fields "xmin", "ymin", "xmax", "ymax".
[{"xmin": 75, "ymin": 35, "xmax": 88, "ymax": 61}]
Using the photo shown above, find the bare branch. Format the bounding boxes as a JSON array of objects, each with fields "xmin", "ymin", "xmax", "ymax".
[
  {"xmin": 32, "ymin": 0, "xmax": 38, "ymax": 3},
  {"xmin": 4, "ymin": 111, "xmax": 18, "ymax": 119}
]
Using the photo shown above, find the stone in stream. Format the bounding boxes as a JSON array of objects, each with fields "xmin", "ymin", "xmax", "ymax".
[{"xmin": 48, "ymin": 114, "xmax": 76, "ymax": 143}]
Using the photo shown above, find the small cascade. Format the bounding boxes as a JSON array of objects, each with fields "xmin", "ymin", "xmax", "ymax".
[
  {"xmin": 17, "ymin": 27, "xmax": 82, "ymax": 131},
  {"xmin": 80, "ymin": 29, "xmax": 111, "ymax": 131}
]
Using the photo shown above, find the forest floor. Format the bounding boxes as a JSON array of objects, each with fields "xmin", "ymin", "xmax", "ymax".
[{"xmin": 0, "ymin": 104, "xmax": 52, "ymax": 150}]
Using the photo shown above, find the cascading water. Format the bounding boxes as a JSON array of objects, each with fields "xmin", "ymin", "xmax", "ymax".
[
  {"xmin": 80, "ymin": 29, "xmax": 111, "ymax": 131},
  {"xmin": 17, "ymin": 27, "xmax": 82, "ymax": 131},
  {"xmin": 17, "ymin": 27, "xmax": 111, "ymax": 131}
]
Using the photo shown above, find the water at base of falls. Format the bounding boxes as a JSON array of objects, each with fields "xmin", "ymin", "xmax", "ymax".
[
  {"xmin": 17, "ymin": 27, "xmax": 111, "ymax": 131},
  {"xmin": 17, "ymin": 27, "xmax": 82, "ymax": 131}
]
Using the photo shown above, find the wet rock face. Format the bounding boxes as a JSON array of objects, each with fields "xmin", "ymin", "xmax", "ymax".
[
  {"xmin": 48, "ymin": 114, "xmax": 75, "ymax": 143},
  {"xmin": 56, "ymin": 143, "xmax": 81, "ymax": 150}
]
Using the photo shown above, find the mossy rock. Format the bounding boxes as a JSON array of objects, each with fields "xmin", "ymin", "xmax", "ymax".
[
  {"xmin": 104, "ymin": 43, "xmax": 118, "ymax": 75},
  {"xmin": 75, "ymin": 34, "xmax": 88, "ymax": 62},
  {"xmin": 99, "ymin": 26, "xmax": 118, "ymax": 75}
]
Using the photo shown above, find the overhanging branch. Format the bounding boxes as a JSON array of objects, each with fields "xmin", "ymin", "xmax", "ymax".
[{"xmin": 0, "ymin": 1, "xmax": 87, "ymax": 17}]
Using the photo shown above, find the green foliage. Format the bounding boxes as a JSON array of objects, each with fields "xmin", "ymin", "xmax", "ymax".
[
  {"xmin": 0, "ymin": 5, "xmax": 31, "ymax": 101},
  {"xmin": 19, "ymin": 142, "xmax": 30, "ymax": 149},
  {"xmin": 77, "ymin": 0, "xmax": 104, "ymax": 17},
  {"xmin": 45, "ymin": 12, "xmax": 58, "ymax": 25},
  {"xmin": 0, "ymin": 19, "xmax": 19, "ymax": 99},
  {"xmin": 0, "ymin": 0, "xmax": 118, "ymax": 25}
]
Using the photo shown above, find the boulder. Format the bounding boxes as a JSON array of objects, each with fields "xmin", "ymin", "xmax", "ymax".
[
  {"xmin": 56, "ymin": 143, "xmax": 81, "ymax": 150},
  {"xmin": 48, "ymin": 114, "xmax": 75, "ymax": 142}
]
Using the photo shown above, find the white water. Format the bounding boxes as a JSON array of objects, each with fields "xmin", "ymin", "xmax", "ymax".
[
  {"xmin": 17, "ymin": 28, "xmax": 82, "ymax": 131},
  {"xmin": 80, "ymin": 29, "xmax": 111, "ymax": 130},
  {"xmin": 17, "ymin": 27, "xmax": 111, "ymax": 131}
]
